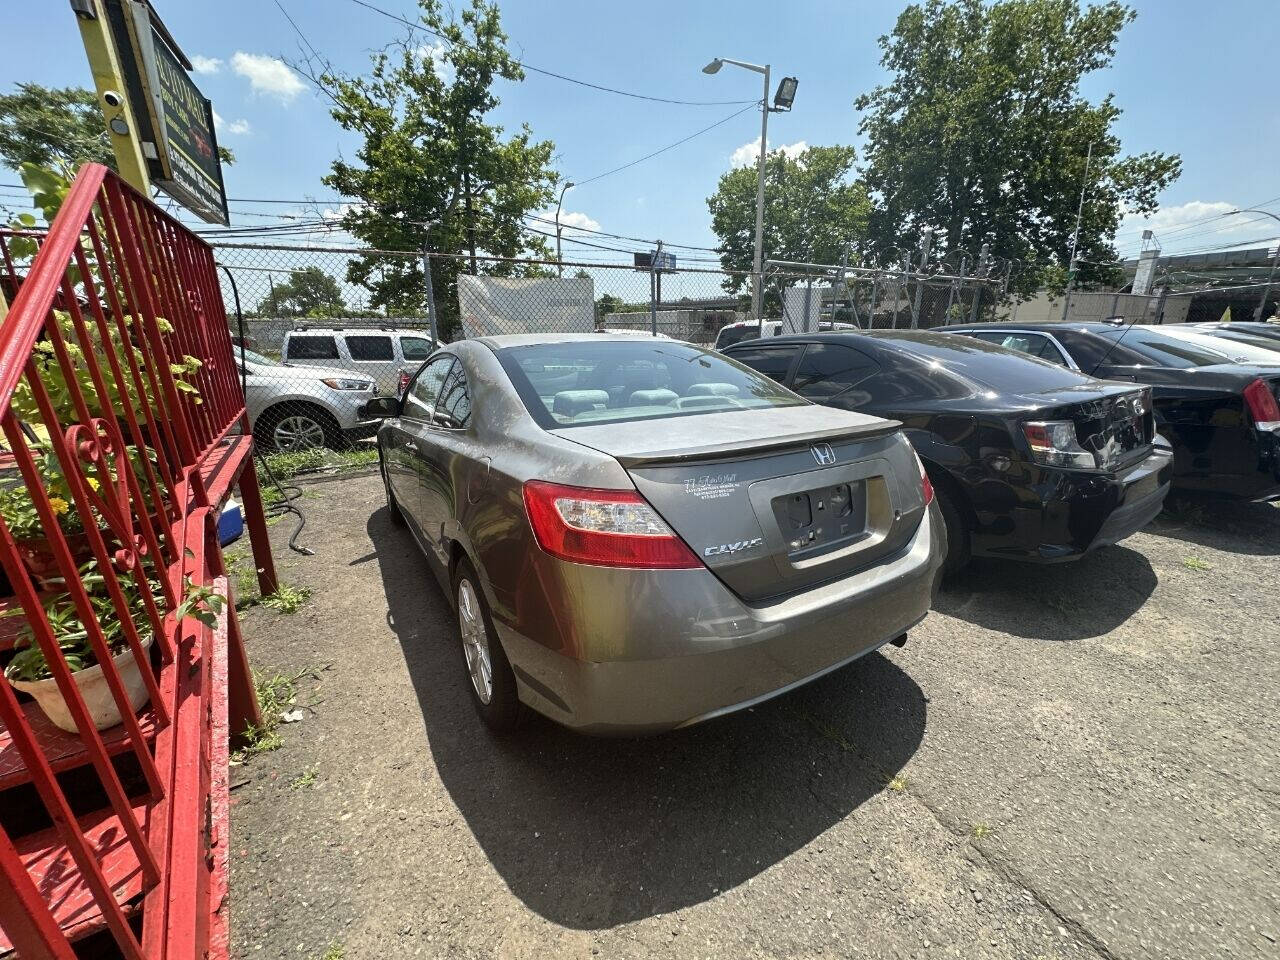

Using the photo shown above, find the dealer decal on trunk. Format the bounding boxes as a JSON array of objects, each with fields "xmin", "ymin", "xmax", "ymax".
[{"xmin": 684, "ymin": 473, "xmax": 740, "ymax": 500}]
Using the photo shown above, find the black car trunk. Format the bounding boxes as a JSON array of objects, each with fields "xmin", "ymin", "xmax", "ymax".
[{"xmin": 1029, "ymin": 387, "xmax": 1155, "ymax": 471}]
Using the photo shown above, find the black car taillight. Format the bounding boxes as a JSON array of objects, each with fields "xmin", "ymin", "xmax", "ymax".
[
  {"xmin": 1021, "ymin": 421, "xmax": 1095, "ymax": 469},
  {"xmin": 1243, "ymin": 378, "xmax": 1280, "ymax": 432}
]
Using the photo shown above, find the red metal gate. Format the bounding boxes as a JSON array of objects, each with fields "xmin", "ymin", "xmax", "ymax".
[{"xmin": 0, "ymin": 164, "xmax": 275, "ymax": 958}]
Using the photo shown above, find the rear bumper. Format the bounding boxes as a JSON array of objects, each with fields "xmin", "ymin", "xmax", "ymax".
[
  {"xmin": 972, "ymin": 445, "xmax": 1173, "ymax": 563},
  {"xmin": 1169, "ymin": 428, "xmax": 1280, "ymax": 502},
  {"xmin": 494, "ymin": 500, "xmax": 945, "ymax": 735}
]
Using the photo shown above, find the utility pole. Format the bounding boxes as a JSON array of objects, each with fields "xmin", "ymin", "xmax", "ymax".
[
  {"xmin": 70, "ymin": 0, "xmax": 151, "ymax": 194},
  {"xmin": 555, "ymin": 180, "xmax": 574, "ymax": 278},
  {"xmin": 421, "ymin": 221, "xmax": 440, "ymax": 346},
  {"xmin": 1061, "ymin": 140, "xmax": 1095, "ymax": 322},
  {"xmin": 910, "ymin": 228, "xmax": 933, "ymax": 329},
  {"xmin": 968, "ymin": 243, "xmax": 990, "ymax": 324}
]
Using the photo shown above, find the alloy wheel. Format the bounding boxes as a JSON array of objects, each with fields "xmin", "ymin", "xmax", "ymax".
[
  {"xmin": 273, "ymin": 415, "xmax": 326, "ymax": 451},
  {"xmin": 457, "ymin": 578, "xmax": 493, "ymax": 704}
]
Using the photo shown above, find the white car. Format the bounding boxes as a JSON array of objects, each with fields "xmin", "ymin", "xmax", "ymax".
[
  {"xmin": 280, "ymin": 326, "xmax": 438, "ymax": 396},
  {"xmin": 713, "ymin": 319, "xmax": 858, "ymax": 350},
  {"xmin": 237, "ymin": 347, "xmax": 380, "ymax": 450},
  {"xmin": 1145, "ymin": 325, "xmax": 1280, "ymax": 365}
]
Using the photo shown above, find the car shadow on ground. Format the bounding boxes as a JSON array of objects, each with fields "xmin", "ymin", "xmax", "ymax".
[
  {"xmin": 366, "ymin": 508, "xmax": 927, "ymax": 930},
  {"xmin": 1143, "ymin": 496, "xmax": 1280, "ymax": 557},
  {"xmin": 936, "ymin": 544, "xmax": 1157, "ymax": 642}
]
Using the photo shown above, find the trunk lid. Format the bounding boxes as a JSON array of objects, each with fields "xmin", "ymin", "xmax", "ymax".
[
  {"xmin": 557, "ymin": 406, "xmax": 927, "ymax": 603},
  {"xmin": 1012, "ymin": 383, "xmax": 1156, "ymax": 471}
]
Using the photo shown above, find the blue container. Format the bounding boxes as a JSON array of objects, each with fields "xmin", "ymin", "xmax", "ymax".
[{"xmin": 219, "ymin": 498, "xmax": 244, "ymax": 546}]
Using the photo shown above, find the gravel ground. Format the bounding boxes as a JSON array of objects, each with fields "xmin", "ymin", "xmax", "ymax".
[{"xmin": 229, "ymin": 471, "xmax": 1279, "ymax": 960}]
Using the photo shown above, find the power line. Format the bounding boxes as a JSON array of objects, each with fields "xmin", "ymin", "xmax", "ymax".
[
  {"xmin": 572, "ymin": 101, "xmax": 758, "ymax": 187},
  {"xmin": 343, "ymin": 0, "xmax": 757, "ymax": 107}
]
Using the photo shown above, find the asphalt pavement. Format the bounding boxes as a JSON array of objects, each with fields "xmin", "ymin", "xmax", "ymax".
[{"xmin": 229, "ymin": 471, "xmax": 1279, "ymax": 960}]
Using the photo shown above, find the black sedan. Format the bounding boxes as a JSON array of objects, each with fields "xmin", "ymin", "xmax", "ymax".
[
  {"xmin": 945, "ymin": 322, "xmax": 1280, "ymax": 501},
  {"xmin": 724, "ymin": 331, "xmax": 1173, "ymax": 575}
]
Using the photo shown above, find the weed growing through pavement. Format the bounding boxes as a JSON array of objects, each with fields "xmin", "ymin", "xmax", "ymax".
[
  {"xmin": 971, "ymin": 822, "xmax": 993, "ymax": 840},
  {"xmin": 314, "ymin": 945, "xmax": 344, "ymax": 960},
  {"xmin": 263, "ymin": 447, "xmax": 325, "ymax": 480},
  {"xmin": 1182, "ymin": 556, "xmax": 1212, "ymax": 571},
  {"xmin": 262, "ymin": 583, "xmax": 312, "ymax": 613},
  {"xmin": 887, "ymin": 775, "xmax": 909, "ymax": 792},
  {"xmin": 289, "ymin": 767, "xmax": 318, "ymax": 790},
  {"xmin": 232, "ymin": 668, "xmax": 304, "ymax": 763}
]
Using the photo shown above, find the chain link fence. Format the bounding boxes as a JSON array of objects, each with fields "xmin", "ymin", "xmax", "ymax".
[{"xmin": 210, "ymin": 242, "xmax": 1006, "ymax": 471}]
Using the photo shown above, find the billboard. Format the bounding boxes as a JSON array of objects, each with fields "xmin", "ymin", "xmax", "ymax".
[{"xmin": 106, "ymin": 0, "xmax": 229, "ymax": 224}]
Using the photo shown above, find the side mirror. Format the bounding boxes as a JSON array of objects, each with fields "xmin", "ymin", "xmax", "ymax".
[{"xmin": 358, "ymin": 396, "xmax": 400, "ymax": 420}]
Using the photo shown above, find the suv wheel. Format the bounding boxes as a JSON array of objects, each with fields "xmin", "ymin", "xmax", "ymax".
[{"xmin": 256, "ymin": 403, "xmax": 340, "ymax": 451}]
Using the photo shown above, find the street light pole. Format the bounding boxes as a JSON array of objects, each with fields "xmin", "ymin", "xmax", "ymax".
[
  {"xmin": 555, "ymin": 181, "xmax": 574, "ymax": 278},
  {"xmin": 1061, "ymin": 140, "xmax": 1095, "ymax": 322},
  {"xmin": 704, "ymin": 57, "xmax": 774, "ymax": 331}
]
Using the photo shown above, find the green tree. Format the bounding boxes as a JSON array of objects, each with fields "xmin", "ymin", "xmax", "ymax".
[
  {"xmin": 0, "ymin": 82, "xmax": 235, "ymax": 176},
  {"xmin": 707, "ymin": 145, "xmax": 871, "ymax": 312},
  {"xmin": 854, "ymin": 0, "xmax": 1180, "ymax": 297},
  {"xmin": 257, "ymin": 267, "xmax": 346, "ymax": 317},
  {"xmin": 318, "ymin": 0, "xmax": 558, "ymax": 337}
]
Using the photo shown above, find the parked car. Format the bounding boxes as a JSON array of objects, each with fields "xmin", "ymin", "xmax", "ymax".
[
  {"xmin": 360, "ymin": 334, "xmax": 944, "ymax": 734},
  {"xmin": 723, "ymin": 330, "xmax": 1173, "ymax": 575},
  {"xmin": 714, "ymin": 319, "xmax": 857, "ymax": 350},
  {"xmin": 1191, "ymin": 321, "xmax": 1280, "ymax": 349},
  {"xmin": 237, "ymin": 346, "xmax": 379, "ymax": 451},
  {"xmin": 1139, "ymin": 324, "xmax": 1280, "ymax": 364},
  {"xmin": 945, "ymin": 322, "xmax": 1280, "ymax": 501},
  {"xmin": 281, "ymin": 326, "xmax": 438, "ymax": 396}
]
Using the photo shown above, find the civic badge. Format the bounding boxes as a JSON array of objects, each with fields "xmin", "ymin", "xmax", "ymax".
[{"xmin": 811, "ymin": 443, "xmax": 837, "ymax": 466}]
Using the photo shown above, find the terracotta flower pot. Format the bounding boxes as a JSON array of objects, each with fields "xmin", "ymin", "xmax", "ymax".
[
  {"xmin": 15, "ymin": 530, "xmax": 95, "ymax": 588},
  {"xmin": 8, "ymin": 634, "xmax": 154, "ymax": 733}
]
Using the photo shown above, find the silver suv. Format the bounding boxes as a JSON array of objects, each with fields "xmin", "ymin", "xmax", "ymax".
[
  {"xmin": 237, "ymin": 347, "xmax": 379, "ymax": 450},
  {"xmin": 280, "ymin": 327, "xmax": 437, "ymax": 395}
]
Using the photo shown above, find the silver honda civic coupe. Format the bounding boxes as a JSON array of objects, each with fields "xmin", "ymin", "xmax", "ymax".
[{"xmin": 365, "ymin": 334, "xmax": 946, "ymax": 735}]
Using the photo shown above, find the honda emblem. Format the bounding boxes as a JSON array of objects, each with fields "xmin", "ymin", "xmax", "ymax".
[{"xmin": 811, "ymin": 443, "xmax": 837, "ymax": 466}]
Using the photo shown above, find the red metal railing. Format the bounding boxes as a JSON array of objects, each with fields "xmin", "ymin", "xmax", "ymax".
[{"xmin": 0, "ymin": 165, "xmax": 275, "ymax": 958}]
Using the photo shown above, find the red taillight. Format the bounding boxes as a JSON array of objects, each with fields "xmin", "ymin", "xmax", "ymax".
[
  {"xmin": 921, "ymin": 467, "xmax": 935, "ymax": 506},
  {"xmin": 397, "ymin": 370, "xmax": 412, "ymax": 397},
  {"xmin": 522, "ymin": 481, "xmax": 701, "ymax": 569},
  {"xmin": 1243, "ymin": 378, "xmax": 1280, "ymax": 430}
]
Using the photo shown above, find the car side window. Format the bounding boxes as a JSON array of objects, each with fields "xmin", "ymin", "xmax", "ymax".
[
  {"xmin": 401, "ymin": 336, "xmax": 434, "ymax": 361},
  {"xmin": 434, "ymin": 361, "xmax": 472, "ymax": 429},
  {"xmin": 403, "ymin": 355, "xmax": 454, "ymax": 421},
  {"xmin": 971, "ymin": 332, "xmax": 1067, "ymax": 366},
  {"xmin": 285, "ymin": 335, "xmax": 338, "ymax": 360},
  {"xmin": 345, "ymin": 335, "xmax": 394, "ymax": 361},
  {"xmin": 792, "ymin": 343, "xmax": 880, "ymax": 401},
  {"xmin": 725, "ymin": 344, "xmax": 801, "ymax": 384}
]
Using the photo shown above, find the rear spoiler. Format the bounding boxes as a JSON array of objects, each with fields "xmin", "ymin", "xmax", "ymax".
[{"xmin": 612, "ymin": 418, "xmax": 903, "ymax": 468}]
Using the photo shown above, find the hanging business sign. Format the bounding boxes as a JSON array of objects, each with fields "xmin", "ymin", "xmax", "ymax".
[{"xmin": 105, "ymin": 0, "xmax": 229, "ymax": 224}]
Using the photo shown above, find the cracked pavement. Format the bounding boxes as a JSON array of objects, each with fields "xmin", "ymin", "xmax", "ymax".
[{"xmin": 230, "ymin": 472, "xmax": 1279, "ymax": 959}]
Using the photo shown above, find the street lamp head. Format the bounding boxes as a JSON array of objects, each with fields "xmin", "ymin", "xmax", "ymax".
[
  {"xmin": 773, "ymin": 76, "xmax": 798, "ymax": 110},
  {"xmin": 702, "ymin": 58, "xmax": 723, "ymax": 74}
]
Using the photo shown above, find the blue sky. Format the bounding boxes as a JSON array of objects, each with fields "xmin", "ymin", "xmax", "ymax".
[{"xmin": 3, "ymin": 0, "xmax": 1278, "ymax": 264}]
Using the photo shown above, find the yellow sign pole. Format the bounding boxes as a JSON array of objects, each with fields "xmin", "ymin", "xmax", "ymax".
[{"xmin": 71, "ymin": 0, "xmax": 151, "ymax": 194}]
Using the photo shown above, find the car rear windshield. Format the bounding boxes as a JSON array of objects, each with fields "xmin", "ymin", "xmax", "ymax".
[
  {"xmin": 867, "ymin": 331, "xmax": 1093, "ymax": 394},
  {"xmin": 1093, "ymin": 328, "xmax": 1231, "ymax": 368},
  {"xmin": 715, "ymin": 325, "xmax": 766, "ymax": 349},
  {"xmin": 497, "ymin": 339, "xmax": 804, "ymax": 429}
]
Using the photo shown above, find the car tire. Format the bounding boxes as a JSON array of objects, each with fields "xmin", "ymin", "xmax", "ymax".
[
  {"xmin": 452, "ymin": 559, "xmax": 522, "ymax": 733},
  {"xmin": 255, "ymin": 402, "xmax": 341, "ymax": 452},
  {"xmin": 932, "ymin": 475, "xmax": 971, "ymax": 578},
  {"xmin": 380, "ymin": 446, "xmax": 406, "ymax": 527}
]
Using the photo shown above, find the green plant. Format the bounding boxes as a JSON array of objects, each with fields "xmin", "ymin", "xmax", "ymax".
[
  {"xmin": 887, "ymin": 775, "xmax": 909, "ymax": 792},
  {"xmin": 1182, "ymin": 556, "xmax": 1212, "ymax": 572},
  {"xmin": 264, "ymin": 447, "xmax": 326, "ymax": 480},
  {"xmin": 2, "ymin": 560, "xmax": 161, "ymax": 682},
  {"xmin": 289, "ymin": 767, "xmax": 318, "ymax": 789},
  {"xmin": 971, "ymin": 822, "xmax": 993, "ymax": 840},
  {"xmin": 315, "ymin": 945, "xmax": 344, "ymax": 960},
  {"xmin": 2, "ymin": 565, "xmax": 224, "ymax": 683},
  {"xmin": 262, "ymin": 584, "xmax": 312, "ymax": 614},
  {"xmin": 336, "ymin": 447, "xmax": 378, "ymax": 469},
  {"xmin": 233, "ymin": 666, "xmax": 308, "ymax": 762}
]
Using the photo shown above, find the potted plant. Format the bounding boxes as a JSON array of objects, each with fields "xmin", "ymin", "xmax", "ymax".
[{"xmin": 2, "ymin": 561, "xmax": 223, "ymax": 732}]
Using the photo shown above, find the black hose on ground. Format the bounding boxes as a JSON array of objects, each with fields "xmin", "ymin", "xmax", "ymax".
[{"xmin": 253, "ymin": 451, "xmax": 314, "ymax": 557}]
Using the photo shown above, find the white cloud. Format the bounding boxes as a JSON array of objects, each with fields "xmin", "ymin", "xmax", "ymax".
[
  {"xmin": 1118, "ymin": 200, "xmax": 1272, "ymax": 252},
  {"xmin": 321, "ymin": 202, "xmax": 364, "ymax": 221},
  {"xmin": 212, "ymin": 110, "xmax": 251, "ymax": 136},
  {"xmin": 191, "ymin": 55, "xmax": 222, "ymax": 75},
  {"xmin": 730, "ymin": 138, "xmax": 809, "ymax": 168},
  {"xmin": 231, "ymin": 52, "xmax": 305, "ymax": 103},
  {"xmin": 416, "ymin": 42, "xmax": 455, "ymax": 84},
  {"xmin": 539, "ymin": 209, "xmax": 601, "ymax": 232}
]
